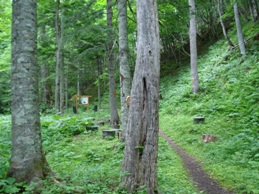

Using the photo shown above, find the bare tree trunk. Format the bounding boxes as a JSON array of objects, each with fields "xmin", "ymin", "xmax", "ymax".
[
  {"xmin": 77, "ymin": 63, "xmax": 80, "ymax": 95},
  {"xmin": 65, "ymin": 66, "xmax": 68, "ymax": 110},
  {"xmin": 234, "ymin": 2, "xmax": 246, "ymax": 56},
  {"xmin": 55, "ymin": 0, "xmax": 60, "ymax": 112},
  {"xmin": 189, "ymin": 0, "xmax": 199, "ymax": 93},
  {"xmin": 252, "ymin": 0, "xmax": 259, "ymax": 20},
  {"xmin": 39, "ymin": 24, "xmax": 47, "ymax": 105},
  {"xmin": 120, "ymin": 0, "xmax": 160, "ymax": 193},
  {"xmin": 59, "ymin": 0, "xmax": 65, "ymax": 114},
  {"xmin": 107, "ymin": 0, "xmax": 120, "ymax": 128},
  {"xmin": 118, "ymin": 0, "xmax": 131, "ymax": 133},
  {"xmin": 96, "ymin": 58, "xmax": 102, "ymax": 109},
  {"xmin": 248, "ymin": 0, "xmax": 258, "ymax": 21},
  {"xmin": 217, "ymin": 0, "xmax": 234, "ymax": 48},
  {"xmin": 41, "ymin": 64, "xmax": 48, "ymax": 104},
  {"xmin": 8, "ymin": 0, "xmax": 51, "ymax": 183}
]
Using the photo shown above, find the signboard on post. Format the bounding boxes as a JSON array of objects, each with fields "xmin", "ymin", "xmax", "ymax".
[{"xmin": 75, "ymin": 95, "xmax": 92, "ymax": 112}]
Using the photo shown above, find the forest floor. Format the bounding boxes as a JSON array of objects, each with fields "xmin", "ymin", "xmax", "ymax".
[{"xmin": 159, "ymin": 130, "xmax": 234, "ymax": 194}]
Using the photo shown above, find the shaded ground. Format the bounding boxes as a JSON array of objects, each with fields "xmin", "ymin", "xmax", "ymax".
[{"xmin": 159, "ymin": 130, "xmax": 234, "ymax": 194}]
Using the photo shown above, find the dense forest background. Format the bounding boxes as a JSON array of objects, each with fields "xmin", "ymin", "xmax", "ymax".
[
  {"xmin": 0, "ymin": 0, "xmax": 258, "ymax": 193},
  {"xmin": 0, "ymin": 0, "xmax": 256, "ymax": 114}
]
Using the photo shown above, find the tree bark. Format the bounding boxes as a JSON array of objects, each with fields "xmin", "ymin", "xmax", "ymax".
[
  {"xmin": 59, "ymin": 0, "xmax": 65, "ymax": 114},
  {"xmin": 39, "ymin": 24, "xmax": 48, "ymax": 105},
  {"xmin": 118, "ymin": 0, "xmax": 131, "ymax": 133},
  {"xmin": 107, "ymin": 0, "xmax": 120, "ymax": 128},
  {"xmin": 217, "ymin": 0, "xmax": 234, "ymax": 48},
  {"xmin": 120, "ymin": 0, "xmax": 160, "ymax": 193},
  {"xmin": 96, "ymin": 58, "xmax": 102, "ymax": 109},
  {"xmin": 189, "ymin": 0, "xmax": 199, "ymax": 93},
  {"xmin": 55, "ymin": 0, "xmax": 60, "ymax": 112},
  {"xmin": 234, "ymin": 2, "xmax": 246, "ymax": 56},
  {"xmin": 77, "ymin": 63, "xmax": 80, "ymax": 95},
  {"xmin": 8, "ymin": 0, "xmax": 51, "ymax": 183}
]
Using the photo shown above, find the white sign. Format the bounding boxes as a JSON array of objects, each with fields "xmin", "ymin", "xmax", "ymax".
[{"xmin": 81, "ymin": 97, "xmax": 88, "ymax": 104}]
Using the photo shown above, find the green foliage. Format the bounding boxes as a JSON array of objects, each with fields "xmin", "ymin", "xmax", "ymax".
[
  {"xmin": 159, "ymin": 21, "xmax": 259, "ymax": 193},
  {"xmin": 0, "ymin": 111, "xmax": 199, "ymax": 193},
  {"xmin": 0, "ymin": 116, "xmax": 11, "ymax": 179},
  {"xmin": 0, "ymin": 1, "xmax": 11, "ymax": 114},
  {"xmin": 0, "ymin": 178, "xmax": 21, "ymax": 194}
]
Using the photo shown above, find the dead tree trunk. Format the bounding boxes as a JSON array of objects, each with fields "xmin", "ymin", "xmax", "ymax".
[{"xmin": 120, "ymin": 0, "xmax": 160, "ymax": 193}]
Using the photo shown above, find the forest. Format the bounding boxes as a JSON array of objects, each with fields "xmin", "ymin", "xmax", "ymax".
[{"xmin": 0, "ymin": 0, "xmax": 258, "ymax": 193}]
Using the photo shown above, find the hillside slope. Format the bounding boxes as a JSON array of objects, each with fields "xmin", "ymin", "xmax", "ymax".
[{"xmin": 159, "ymin": 21, "xmax": 259, "ymax": 193}]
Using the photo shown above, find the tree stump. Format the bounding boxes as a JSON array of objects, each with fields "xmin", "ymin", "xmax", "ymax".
[
  {"xmin": 102, "ymin": 130, "xmax": 116, "ymax": 139},
  {"xmin": 202, "ymin": 134, "xmax": 217, "ymax": 143},
  {"xmin": 194, "ymin": 117, "xmax": 205, "ymax": 124},
  {"xmin": 95, "ymin": 121, "xmax": 105, "ymax": 126},
  {"xmin": 86, "ymin": 126, "xmax": 98, "ymax": 131},
  {"xmin": 102, "ymin": 129, "xmax": 122, "ymax": 139}
]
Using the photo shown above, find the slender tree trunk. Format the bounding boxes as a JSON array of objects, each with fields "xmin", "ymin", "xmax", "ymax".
[
  {"xmin": 107, "ymin": 0, "xmax": 120, "ymax": 128},
  {"xmin": 234, "ymin": 2, "xmax": 246, "ymax": 56},
  {"xmin": 118, "ymin": 0, "xmax": 131, "ymax": 133},
  {"xmin": 217, "ymin": 0, "xmax": 234, "ymax": 47},
  {"xmin": 252, "ymin": 0, "xmax": 259, "ymax": 20},
  {"xmin": 77, "ymin": 63, "xmax": 80, "ymax": 95},
  {"xmin": 189, "ymin": 0, "xmax": 199, "ymax": 93},
  {"xmin": 8, "ymin": 0, "xmax": 51, "ymax": 183},
  {"xmin": 96, "ymin": 58, "xmax": 102, "ymax": 109},
  {"xmin": 41, "ymin": 64, "xmax": 48, "ymax": 104},
  {"xmin": 59, "ymin": 0, "xmax": 65, "ymax": 114},
  {"xmin": 55, "ymin": 0, "xmax": 60, "ymax": 112},
  {"xmin": 65, "ymin": 66, "xmax": 68, "ymax": 110},
  {"xmin": 39, "ymin": 25, "xmax": 48, "ymax": 105},
  {"xmin": 120, "ymin": 0, "xmax": 160, "ymax": 193}
]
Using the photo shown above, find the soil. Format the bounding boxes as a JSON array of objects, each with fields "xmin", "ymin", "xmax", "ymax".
[{"xmin": 159, "ymin": 130, "xmax": 234, "ymax": 194}]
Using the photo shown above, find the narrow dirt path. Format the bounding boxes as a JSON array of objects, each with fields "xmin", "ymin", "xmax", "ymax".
[{"xmin": 159, "ymin": 130, "xmax": 234, "ymax": 194}]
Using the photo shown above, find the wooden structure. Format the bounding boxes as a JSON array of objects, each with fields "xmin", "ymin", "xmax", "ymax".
[{"xmin": 75, "ymin": 95, "xmax": 92, "ymax": 112}]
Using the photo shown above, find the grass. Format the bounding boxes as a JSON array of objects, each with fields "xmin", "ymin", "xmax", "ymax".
[
  {"xmin": 0, "ymin": 18, "xmax": 258, "ymax": 194},
  {"xmin": 159, "ymin": 20, "xmax": 259, "ymax": 193},
  {"xmin": 0, "ymin": 112, "xmax": 198, "ymax": 193}
]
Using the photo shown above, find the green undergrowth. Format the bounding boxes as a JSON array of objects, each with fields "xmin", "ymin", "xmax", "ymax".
[
  {"xmin": 0, "ymin": 112, "xmax": 198, "ymax": 193},
  {"xmin": 159, "ymin": 22, "xmax": 259, "ymax": 194}
]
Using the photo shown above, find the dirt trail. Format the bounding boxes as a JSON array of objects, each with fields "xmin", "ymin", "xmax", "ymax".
[{"xmin": 159, "ymin": 130, "xmax": 234, "ymax": 194}]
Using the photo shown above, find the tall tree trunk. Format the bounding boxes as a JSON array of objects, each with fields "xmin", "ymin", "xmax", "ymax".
[
  {"xmin": 41, "ymin": 64, "xmax": 48, "ymax": 104},
  {"xmin": 252, "ymin": 0, "xmax": 259, "ymax": 20},
  {"xmin": 217, "ymin": 0, "xmax": 234, "ymax": 48},
  {"xmin": 189, "ymin": 0, "xmax": 199, "ymax": 93},
  {"xmin": 59, "ymin": 0, "xmax": 65, "ymax": 114},
  {"xmin": 120, "ymin": 0, "xmax": 160, "ymax": 193},
  {"xmin": 77, "ymin": 63, "xmax": 80, "ymax": 95},
  {"xmin": 96, "ymin": 58, "xmax": 102, "ymax": 109},
  {"xmin": 107, "ymin": 0, "xmax": 120, "ymax": 129},
  {"xmin": 39, "ymin": 24, "xmax": 48, "ymax": 105},
  {"xmin": 55, "ymin": 0, "xmax": 60, "ymax": 112},
  {"xmin": 248, "ymin": 0, "xmax": 258, "ymax": 21},
  {"xmin": 8, "ymin": 0, "xmax": 51, "ymax": 183},
  {"xmin": 65, "ymin": 66, "xmax": 68, "ymax": 110},
  {"xmin": 118, "ymin": 0, "xmax": 131, "ymax": 133},
  {"xmin": 234, "ymin": 2, "xmax": 246, "ymax": 56}
]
